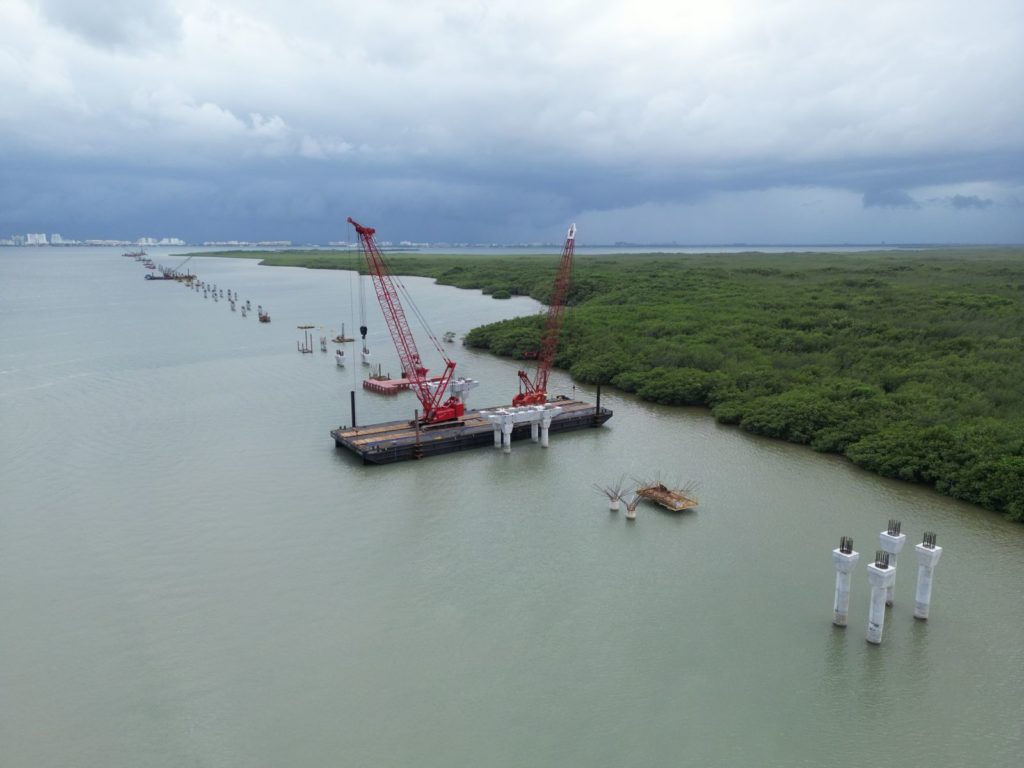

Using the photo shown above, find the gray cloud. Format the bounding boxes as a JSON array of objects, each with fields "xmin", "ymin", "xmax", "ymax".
[
  {"xmin": 34, "ymin": 0, "xmax": 181, "ymax": 49},
  {"xmin": 3, "ymin": 0, "xmax": 1023, "ymax": 243},
  {"xmin": 862, "ymin": 189, "xmax": 920, "ymax": 210},
  {"xmin": 950, "ymin": 194, "xmax": 994, "ymax": 210}
]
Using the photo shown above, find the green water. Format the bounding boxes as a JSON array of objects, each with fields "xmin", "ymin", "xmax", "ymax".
[{"xmin": 1, "ymin": 248, "xmax": 1021, "ymax": 767}]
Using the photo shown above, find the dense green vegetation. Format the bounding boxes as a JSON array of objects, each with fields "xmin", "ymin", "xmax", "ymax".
[{"xmin": 194, "ymin": 248, "xmax": 1024, "ymax": 520}]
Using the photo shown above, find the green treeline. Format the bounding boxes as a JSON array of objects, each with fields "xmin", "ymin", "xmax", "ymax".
[{"xmin": 195, "ymin": 247, "xmax": 1024, "ymax": 520}]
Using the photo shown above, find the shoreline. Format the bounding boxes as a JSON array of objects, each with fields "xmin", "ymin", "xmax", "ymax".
[{"xmin": 184, "ymin": 246, "xmax": 1024, "ymax": 521}]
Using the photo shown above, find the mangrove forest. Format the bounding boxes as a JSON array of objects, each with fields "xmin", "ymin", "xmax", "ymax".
[{"xmin": 199, "ymin": 247, "xmax": 1024, "ymax": 521}]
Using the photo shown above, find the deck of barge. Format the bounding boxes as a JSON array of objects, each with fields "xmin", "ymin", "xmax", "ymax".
[
  {"xmin": 362, "ymin": 375, "xmax": 444, "ymax": 395},
  {"xmin": 332, "ymin": 398, "xmax": 612, "ymax": 464}
]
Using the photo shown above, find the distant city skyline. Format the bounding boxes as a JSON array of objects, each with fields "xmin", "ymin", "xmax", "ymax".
[
  {"xmin": 5, "ymin": 230, "xmax": 1021, "ymax": 249},
  {"xmin": 0, "ymin": 233, "xmax": 187, "ymax": 247},
  {"xmin": 2, "ymin": 1, "xmax": 1022, "ymax": 245}
]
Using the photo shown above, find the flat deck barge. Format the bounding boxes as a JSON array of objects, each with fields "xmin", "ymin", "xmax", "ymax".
[
  {"xmin": 332, "ymin": 398, "xmax": 612, "ymax": 464},
  {"xmin": 362, "ymin": 375, "xmax": 445, "ymax": 395}
]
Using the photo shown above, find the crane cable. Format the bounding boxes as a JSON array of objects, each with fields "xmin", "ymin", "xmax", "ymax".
[
  {"xmin": 394, "ymin": 274, "xmax": 450, "ymax": 364},
  {"xmin": 370, "ymin": 243, "xmax": 451, "ymax": 366},
  {"xmin": 348, "ymin": 249, "xmax": 359, "ymax": 388},
  {"xmin": 358, "ymin": 256, "xmax": 367, "ymax": 335}
]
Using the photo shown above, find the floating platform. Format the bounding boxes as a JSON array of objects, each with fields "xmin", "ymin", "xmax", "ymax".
[
  {"xmin": 362, "ymin": 375, "xmax": 444, "ymax": 395},
  {"xmin": 636, "ymin": 484, "xmax": 699, "ymax": 511},
  {"xmin": 332, "ymin": 398, "xmax": 612, "ymax": 464}
]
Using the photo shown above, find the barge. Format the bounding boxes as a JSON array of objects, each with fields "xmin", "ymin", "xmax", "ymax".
[{"xmin": 332, "ymin": 397, "xmax": 612, "ymax": 464}]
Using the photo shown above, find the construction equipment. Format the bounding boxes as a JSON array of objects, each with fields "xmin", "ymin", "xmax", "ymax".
[
  {"xmin": 347, "ymin": 217, "xmax": 464, "ymax": 424},
  {"xmin": 513, "ymin": 223, "xmax": 576, "ymax": 406},
  {"xmin": 167, "ymin": 253, "xmax": 195, "ymax": 279}
]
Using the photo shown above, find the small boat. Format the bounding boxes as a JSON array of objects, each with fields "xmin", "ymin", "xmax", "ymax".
[
  {"xmin": 635, "ymin": 483, "xmax": 698, "ymax": 511},
  {"xmin": 332, "ymin": 323, "xmax": 354, "ymax": 343},
  {"xmin": 298, "ymin": 324, "xmax": 314, "ymax": 330}
]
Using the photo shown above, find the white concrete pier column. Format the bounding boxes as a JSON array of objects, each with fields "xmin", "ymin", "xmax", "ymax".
[
  {"xmin": 609, "ymin": 497, "xmax": 621, "ymax": 512},
  {"xmin": 879, "ymin": 520, "xmax": 906, "ymax": 606},
  {"xmin": 831, "ymin": 536, "xmax": 860, "ymax": 627},
  {"xmin": 866, "ymin": 552, "xmax": 897, "ymax": 645},
  {"xmin": 501, "ymin": 417, "xmax": 514, "ymax": 454},
  {"xmin": 531, "ymin": 421, "xmax": 540, "ymax": 442},
  {"xmin": 914, "ymin": 533, "xmax": 943, "ymax": 620},
  {"xmin": 492, "ymin": 424, "xmax": 502, "ymax": 448},
  {"xmin": 539, "ymin": 414, "xmax": 552, "ymax": 448}
]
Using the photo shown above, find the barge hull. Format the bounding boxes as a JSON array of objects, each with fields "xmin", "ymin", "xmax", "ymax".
[{"xmin": 331, "ymin": 399, "xmax": 612, "ymax": 464}]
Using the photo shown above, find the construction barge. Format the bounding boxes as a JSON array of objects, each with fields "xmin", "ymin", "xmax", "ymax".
[
  {"xmin": 332, "ymin": 398, "xmax": 612, "ymax": 464},
  {"xmin": 636, "ymin": 483, "xmax": 699, "ymax": 511}
]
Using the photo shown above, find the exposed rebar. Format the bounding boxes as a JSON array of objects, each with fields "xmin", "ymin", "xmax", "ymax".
[
  {"xmin": 874, "ymin": 550, "xmax": 890, "ymax": 569},
  {"xmin": 887, "ymin": 519, "xmax": 902, "ymax": 536},
  {"xmin": 922, "ymin": 531, "xmax": 937, "ymax": 549},
  {"xmin": 839, "ymin": 536, "xmax": 854, "ymax": 554},
  {"xmin": 592, "ymin": 475, "xmax": 626, "ymax": 501}
]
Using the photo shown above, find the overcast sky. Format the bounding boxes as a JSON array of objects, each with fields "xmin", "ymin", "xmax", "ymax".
[{"xmin": 2, "ymin": 0, "xmax": 1022, "ymax": 244}]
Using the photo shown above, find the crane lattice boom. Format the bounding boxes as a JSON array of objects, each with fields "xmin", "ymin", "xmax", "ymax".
[
  {"xmin": 348, "ymin": 217, "xmax": 464, "ymax": 423},
  {"xmin": 514, "ymin": 223, "xmax": 576, "ymax": 406}
]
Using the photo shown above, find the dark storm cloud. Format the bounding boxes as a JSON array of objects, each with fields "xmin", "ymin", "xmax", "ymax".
[
  {"xmin": 3, "ymin": 0, "xmax": 1024, "ymax": 243},
  {"xmin": 862, "ymin": 189, "xmax": 920, "ymax": 210},
  {"xmin": 5, "ymin": 142, "xmax": 1024, "ymax": 244}
]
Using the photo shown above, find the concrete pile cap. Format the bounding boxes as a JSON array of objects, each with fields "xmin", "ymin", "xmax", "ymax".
[
  {"xmin": 914, "ymin": 542, "xmax": 943, "ymax": 566},
  {"xmin": 831, "ymin": 548, "xmax": 860, "ymax": 572},
  {"xmin": 866, "ymin": 561, "xmax": 897, "ymax": 587}
]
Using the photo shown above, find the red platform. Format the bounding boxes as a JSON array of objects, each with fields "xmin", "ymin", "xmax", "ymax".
[{"xmin": 362, "ymin": 376, "xmax": 445, "ymax": 395}]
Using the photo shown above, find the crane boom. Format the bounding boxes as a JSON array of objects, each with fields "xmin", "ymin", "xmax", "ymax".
[
  {"xmin": 173, "ymin": 254, "xmax": 194, "ymax": 271},
  {"xmin": 513, "ymin": 223, "xmax": 576, "ymax": 406},
  {"xmin": 347, "ymin": 217, "xmax": 464, "ymax": 423}
]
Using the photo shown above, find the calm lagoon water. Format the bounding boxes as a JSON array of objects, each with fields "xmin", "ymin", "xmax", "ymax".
[{"xmin": 1, "ymin": 247, "xmax": 1022, "ymax": 768}]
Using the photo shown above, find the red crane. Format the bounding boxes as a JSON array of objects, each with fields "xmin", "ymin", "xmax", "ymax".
[
  {"xmin": 348, "ymin": 217, "xmax": 464, "ymax": 424},
  {"xmin": 513, "ymin": 223, "xmax": 576, "ymax": 406}
]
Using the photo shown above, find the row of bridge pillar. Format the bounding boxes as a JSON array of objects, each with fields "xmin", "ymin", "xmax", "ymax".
[
  {"xmin": 831, "ymin": 521, "xmax": 943, "ymax": 644},
  {"xmin": 484, "ymin": 406, "xmax": 563, "ymax": 453}
]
